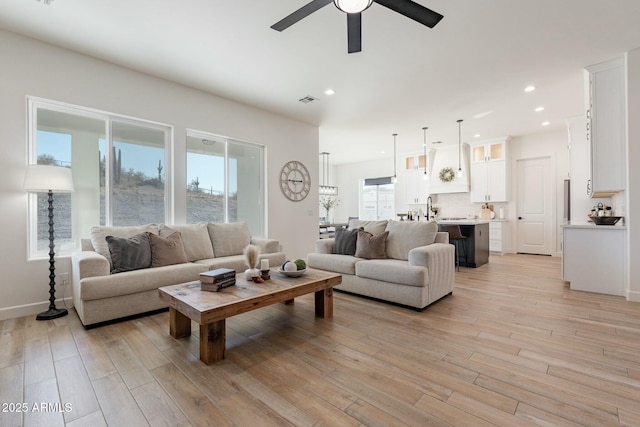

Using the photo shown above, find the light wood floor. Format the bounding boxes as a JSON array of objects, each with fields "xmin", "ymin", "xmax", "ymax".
[{"xmin": 2, "ymin": 254, "xmax": 640, "ymax": 426}]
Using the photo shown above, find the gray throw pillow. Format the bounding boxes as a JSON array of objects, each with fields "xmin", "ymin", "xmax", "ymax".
[
  {"xmin": 106, "ymin": 232, "xmax": 152, "ymax": 274},
  {"xmin": 354, "ymin": 230, "xmax": 389, "ymax": 260},
  {"xmin": 149, "ymin": 231, "xmax": 189, "ymax": 267},
  {"xmin": 333, "ymin": 227, "xmax": 361, "ymax": 256}
]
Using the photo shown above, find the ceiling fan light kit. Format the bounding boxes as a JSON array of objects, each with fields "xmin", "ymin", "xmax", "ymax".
[
  {"xmin": 271, "ymin": 0, "xmax": 443, "ymax": 53},
  {"xmin": 334, "ymin": 0, "xmax": 373, "ymax": 13}
]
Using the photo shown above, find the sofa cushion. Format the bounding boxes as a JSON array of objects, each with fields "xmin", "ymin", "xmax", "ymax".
[
  {"xmin": 91, "ymin": 224, "xmax": 158, "ymax": 265},
  {"xmin": 348, "ymin": 219, "xmax": 388, "ymax": 235},
  {"xmin": 356, "ymin": 259, "xmax": 428, "ymax": 287},
  {"xmin": 194, "ymin": 252, "xmax": 287, "ymax": 273},
  {"xmin": 159, "ymin": 223, "xmax": 214, "ymax": 262},
  {"xmin": 385, "ymin": 220, "xmax": 438, "ymax": 261},
  {"xmin": 79, "ymin": 262, "xmax": 209, "ymax": 301},
  {"xmin": 307, "ymin": 253, "xmax": 362, "ymax": 275},
  {"xmin": 149, "ymin": 232, "xmax": 189, "ymax": 267},
  {"xmin": 333, "ymin": 227, "xmax": 360, "ymax": 256},
  {"xmin": 207, "ymin": 222, "xmax": 251, "ymax": 257},
  {"xmin": 355, "ymin": 230, "xmax": 388, "ymax": 259},
  {"xmin": 105, "ymin": 232, "xmax": 152, "ymax": 274}
]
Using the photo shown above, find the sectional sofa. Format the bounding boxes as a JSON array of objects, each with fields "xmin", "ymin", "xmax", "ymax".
[
  {"xmin": 71, "ymin": 221, "xmax": 285, "ymax": 326},
  {"xmin": 307, "ymin": 219, "xmax": 455, "ymax": 310}
]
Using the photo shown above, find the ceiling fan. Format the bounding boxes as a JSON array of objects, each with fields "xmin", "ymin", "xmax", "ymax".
[{"xmin": 271, "ymin": 0, "xmax": 443, "ymax": 54}]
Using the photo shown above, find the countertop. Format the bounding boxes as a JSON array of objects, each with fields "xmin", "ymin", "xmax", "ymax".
[
  {"xmin": 562, "ymin": 221, "xmax": 627, "ymax": 230},
  {"xmin": 436, "ymin": 219, "xmax": 492, "ymax": 225}
]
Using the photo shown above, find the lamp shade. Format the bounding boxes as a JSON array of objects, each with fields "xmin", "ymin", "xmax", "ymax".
[
  {"xmin": 334, "ymin": 0, "xmax": 373, "ymax": 13},
  {"xmin": 24, "ymin": 165, "xmax": 74, "ymax": 193}
]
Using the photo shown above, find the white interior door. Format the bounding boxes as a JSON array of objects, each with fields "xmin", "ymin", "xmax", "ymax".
[{"xmin": 516, "ymin": 157, "xmax": 553, "ymax": 255}]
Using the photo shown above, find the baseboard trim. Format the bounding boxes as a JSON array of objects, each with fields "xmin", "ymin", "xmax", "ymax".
[
  {"xmin": 627, "ymin": 290, "xmax": 640, "ymax": 302},
  {"xmin": 0, "ymin": 297, "xmax": 74, "ymax": 321}
]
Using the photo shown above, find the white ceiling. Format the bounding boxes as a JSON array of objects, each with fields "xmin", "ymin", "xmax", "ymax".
[{"xmin": 2, "ymin": 0, "xmax": 640, "ymax": 164}]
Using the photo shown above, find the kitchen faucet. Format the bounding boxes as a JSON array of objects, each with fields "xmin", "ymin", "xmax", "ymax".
[{"xmin": 426, "ymin": 196, "xmax": 432, "ymax": 220}]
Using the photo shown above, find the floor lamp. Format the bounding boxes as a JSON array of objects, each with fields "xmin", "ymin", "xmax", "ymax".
[{"xmin": 24, "ymin": 164, "xmax": 75, "ymax": 320}]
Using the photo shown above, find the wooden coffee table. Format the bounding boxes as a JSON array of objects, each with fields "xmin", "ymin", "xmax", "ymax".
[{"xmin": 158, "ymin": 268, "xmax": 342, "ymax": 364}]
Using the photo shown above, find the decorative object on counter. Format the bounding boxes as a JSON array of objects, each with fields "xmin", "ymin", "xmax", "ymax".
[
  {"xmin": 588, "ymin": 216, "xmax": 622, "ymax": 225},
  {"xmin": 422, "ymin": 127, "xmax": 429, "ymax": 181},
  {"xmin": 439, "ymin": 167, "xmax": 455, "ymax": 182},
  {"xmin": 431, "ymin": 206, "xmax": 439, "ymax": 217},
  {"xmin": 391, "ymin": 133, "xmax": 398, "ymax": 183},
  {"xmin": 24, "ymin": 164, "xmax": 75, "ymax": 320},
  {"xmin": 319, "ymin": 152, "xmax": 338, "ymax": 196},
  {"xmin": 479, "ymin": 203, "xmax": 494, "ymax": 220},
  {"xmin": 243, "ymin": 244, "xmax": 261, "ymax": 280},
  {"xmin": 499, "ymin": 207, "xmax": 505, "ymax": 219},
  {"xmin": 456, "ymin": 119, "xmax": 464, "ymax": 177},
  {"xmin": 319, "ymin": 195, "xmax": 340, "ymax": 224}
]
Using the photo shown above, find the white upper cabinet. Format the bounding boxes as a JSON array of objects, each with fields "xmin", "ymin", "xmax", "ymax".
[
  {"xmin": 403, "ymin": 151, "xmax": 431, "ymax": 204},
  {"xmin": 585, "ymin": 58, "xmax": 626, "ymax": 197},
  {"xmin": 469, "ymin": 137, "xmax": 509, "ymax": 203}
]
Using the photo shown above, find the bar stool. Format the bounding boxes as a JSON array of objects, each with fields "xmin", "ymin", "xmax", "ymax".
[{"xmin": 438, "ymin": 224, "xmax": 468, "ymax": 271}]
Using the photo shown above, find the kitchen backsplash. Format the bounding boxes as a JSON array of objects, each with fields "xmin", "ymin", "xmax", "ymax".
[{"xmin": 430, "ymin": 193, "xmax": 508, "ymax": 219}]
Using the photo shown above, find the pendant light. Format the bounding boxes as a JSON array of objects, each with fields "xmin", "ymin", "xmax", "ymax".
[
  {"xmin": 334, "ymin": 0, "xmax": 373, "ymax": 14},
  {"xmin": 319, "ymin": 152, "xmax": 338, "ymax": 195},
  {"xmin": 391, "ymin": 133, "xmax": 398, "ymax": 183},
  {"xmin": 422, "ymin": 127, "xmax": 429, "ymax": 181},
  {"xmin": 456, "ymin": 119, "xmax": 464, "ymax": 177}
]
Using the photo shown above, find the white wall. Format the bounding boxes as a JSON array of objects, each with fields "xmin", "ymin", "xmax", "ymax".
[
  {"xmin": 0, "ymin": 30, "xmax": 320, "ymax": 319},
  {"xmin": 626, "ymin": 48, "xmax": 640, "ymax": 301}
]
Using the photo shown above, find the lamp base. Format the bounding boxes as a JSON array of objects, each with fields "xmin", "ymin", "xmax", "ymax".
[{"xmin": 36, "ymin": 307, "xmax": 68, "ymax": 321}]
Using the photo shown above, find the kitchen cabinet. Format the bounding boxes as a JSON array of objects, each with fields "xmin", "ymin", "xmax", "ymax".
[
  {"xmin": 585, "ymin": 58, "xmax": 626, "ymax": 197},
  {"xmin": 469, "ymin": 138, "xmax": 509, "ymax": 203},
  {"xmin": 403, "ymin": 151, "xmax": 431, "ymax": 204},
  {"xmin": 489, "ymin": 221, "xmax": 507, "ymax": 254},
  {"xmin": 562, "ymin": 225, "xmax": 626, "ymax": 296}
]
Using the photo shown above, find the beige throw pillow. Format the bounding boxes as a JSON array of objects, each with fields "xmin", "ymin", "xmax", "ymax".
[
  {"xmin": 354, "ymin": 230, "xmax": 388, "ymax": 260},
  {"xmin": 149, "ymin": 231, "xmax": 188, "ymax": 267}
]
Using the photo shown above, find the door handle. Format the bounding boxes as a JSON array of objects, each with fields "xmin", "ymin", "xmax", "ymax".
[{"xmin": 518, "ymin": 217, "xmax": 524, "ymax": 220}]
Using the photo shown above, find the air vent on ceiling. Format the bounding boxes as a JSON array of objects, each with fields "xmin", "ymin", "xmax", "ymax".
[{"xmin": 299, "ymin": 95, "xmax": 319, "ymax": 104}]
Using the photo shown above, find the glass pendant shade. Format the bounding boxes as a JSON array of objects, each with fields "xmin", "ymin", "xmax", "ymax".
[{"xmin": 334, "ymin": 0, "xmax": 373, "ymax": 13}]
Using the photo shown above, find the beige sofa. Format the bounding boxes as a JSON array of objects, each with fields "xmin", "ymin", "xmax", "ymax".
[
  {"xmin": 71, "ymin": 222, "xmax": 286, "ymax": 326},
  {"xmin": 307, "ymin": 219, "xmax": 455, "ymax": 310}
]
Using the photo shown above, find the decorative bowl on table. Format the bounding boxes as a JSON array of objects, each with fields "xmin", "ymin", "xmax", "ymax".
[
  {"xmin": 277, "ymin": 268, "xmax": 306, "ymax": 277},
  {"xmin": 588, "ymin": 216, "xmax": 623, "ymax": 225}
]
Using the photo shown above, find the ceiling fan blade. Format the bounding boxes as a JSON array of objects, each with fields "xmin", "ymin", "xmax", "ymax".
[
  {"xmin": 271, "ymin": 0, "xmax": 334, "ymax": 31},
  {"xmin": 374, "ymin": 0, "xmax": 443, "ymax": 28},
  {"xmin": 347, "ymin": 13, "xmax": 362, "ymax": 53}
]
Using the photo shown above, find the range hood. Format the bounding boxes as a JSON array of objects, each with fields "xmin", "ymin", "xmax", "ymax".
[{"xmin": 428, "ymin": 144, "xmax": 470, "ymax": 194}]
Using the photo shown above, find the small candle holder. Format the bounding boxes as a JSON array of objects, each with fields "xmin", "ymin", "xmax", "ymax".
[{"xmin": 260, "ymin": 269, "xmax": 271, "ymax": 280}]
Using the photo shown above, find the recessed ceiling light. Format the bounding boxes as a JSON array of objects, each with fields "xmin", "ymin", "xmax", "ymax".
[
  {"xmin": 525, "ymin": 85, "xmax": 536, "ymax": 92},
  {"xmin": 542, "ymin": 121, "xmax": 550, "ymax": 126},
  {"xmin": 324, "ymin": 89, "xmax": 335, "ymax": 96},
  {"xmin": 535, "ymin": 106, "xmax": 544, "ymax": 112},
  {"xmin": 474, "ymin": 134, "xmax": 481, "ymax": 138}
]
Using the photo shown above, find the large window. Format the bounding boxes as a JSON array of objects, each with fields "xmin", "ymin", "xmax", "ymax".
[
  {"xmin": 360, "ymin": 177, "xmax": 395, "ymax": 220},
  {"xmin": 28, "ymin": 98, "xmax": 171, "ymax": 257},
  {"xmin": 186, "ymin": 131, "xmax": 264, "ymax": 236}
]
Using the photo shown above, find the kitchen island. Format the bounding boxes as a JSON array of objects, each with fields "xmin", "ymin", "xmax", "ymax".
[{"xmin": 437, "ymin": 219, "xmax": 490, "ymax": 268}]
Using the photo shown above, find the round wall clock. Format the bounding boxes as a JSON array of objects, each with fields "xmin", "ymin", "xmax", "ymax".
[{"xmin": 280, "ymin": 160, "xmax": 311, "ymax": 201}]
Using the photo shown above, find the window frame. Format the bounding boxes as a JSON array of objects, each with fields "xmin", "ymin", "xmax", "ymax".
[
  {"xmin": 26, "ymin": 97, "xmax": 174, "ymax": 259},
  {"xmin": 185, "ymin": 129, "xmax": 266, "ymax": 236}
]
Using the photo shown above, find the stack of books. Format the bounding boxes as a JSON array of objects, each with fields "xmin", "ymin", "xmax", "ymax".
[{"xmin": 199, "ymin": 268, "xmax": 236, "ymax": 292}]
